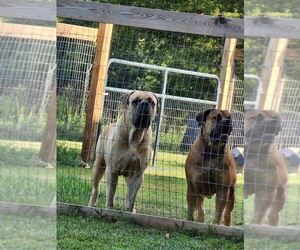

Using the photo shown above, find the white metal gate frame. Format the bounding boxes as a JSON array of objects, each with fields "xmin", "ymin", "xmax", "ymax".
[
  {"xmin": 102, "ymin": 58, "xmax": 221, "ymax": 166},
  {"xmin": 244, "ymin": 74, "xmax": 262, "ymax": 109}
]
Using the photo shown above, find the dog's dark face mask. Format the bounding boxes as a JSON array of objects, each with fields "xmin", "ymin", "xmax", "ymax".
[
  {"xmin": 132, "ymin": 100, "xmax": 152, "ymax": 129},
  {"xmin": 210, "ymin": 116, "xmax": 232, "ymax": 143},
  {"xmin": 245, "ymin": 111, "xmax": 281, "ymax": 144},
  {"xmin": 196, "ymin": 109, "xmax": 233, "ymax": 145},
  {"xmin": 120, "ymin": 91, "xmax": 158, "ymax": 129}
]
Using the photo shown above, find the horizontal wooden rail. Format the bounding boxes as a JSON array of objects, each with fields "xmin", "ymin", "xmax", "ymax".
[
  {"xmin": 58, "ymin": 202, "xmax": 244, "ymax": 239},
  {"xmin": 0, "ymin": 1, "xmax": 55, "ymax": 22},
  {"xmin": 57, "ymin": 23, "xmax": 98, "ymax": 41},
  {"xmin": 0, "ymin": 23, "xmax": 56, "ymax": 40},
  {"xmin": 0, "ymin": 23, "xmax": 98, "ymax": 42},
  {"xmin": 57, "ymin": 0, "xmax": 244, "ymax": 38},
  {"xmin": 245, "ymin": 16, "xmax": 300, "ymax": 39},
  {"xmin": 0, "ymin": 202, "xmax": 56, "ymax": 216}
]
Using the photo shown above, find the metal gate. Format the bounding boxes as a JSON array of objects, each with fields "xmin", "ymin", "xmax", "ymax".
[{"xmin": 101, "ymin": 58, "xmax": 220, "ymax": 167}]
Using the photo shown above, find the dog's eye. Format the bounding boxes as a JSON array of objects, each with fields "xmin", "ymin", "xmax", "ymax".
[
  {"xmin": 147, "ymin": 98, "xmax": 155, "ymax": 106},
  {"xmin": 132, "ymin": 98, "xmax": 141, "ymax": 105}
]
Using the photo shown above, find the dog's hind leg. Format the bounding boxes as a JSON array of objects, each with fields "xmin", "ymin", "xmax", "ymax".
[
  {"xmin": 214, "ymin": 186, "xmax": 229, "ymax": 224},
  {"xmin": 186, "ymin": 184, "xmax": 196, "ymax": 221},
  {"xmin": 88, "ymin": 154, "xmax": 106, "ymax": 207},
  {"xmin": 224, "ymin": 186, "xmax": 235, "ymax": 226},
  {"xmin": 268, "ymin": 186, "xmax": 286, "ymax": 226},
  {"xmin": 195, "ymin": 195, "xmax": 205, "ymax": 222},
  {"xmin": 253, "ymin": 188, "xmax": 275, "ymax": 224}
]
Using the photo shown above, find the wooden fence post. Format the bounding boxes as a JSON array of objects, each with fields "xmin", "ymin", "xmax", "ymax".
[
  {"xmin": 218, "ymin": 38, "xmax": 237, "ymax": 110},
  {"xmin": 258, "ymin": 38, "xmax": 289, "ymax": 110},
  {"xmin": 39, "ymin": 87, "xmax": 56, "ymax": 162},
  {"xmin": 81, "ymin": 23, "xmax": 113, "ymax": 162}
]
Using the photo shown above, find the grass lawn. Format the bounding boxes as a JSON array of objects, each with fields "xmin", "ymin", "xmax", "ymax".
[
  {"xmin": 57, "ymin": 140, "xmax": 244, "ymax": 225},
  {"xmin": 57, "ymin": 214, "xmax": 243, "ymax": 250},
  {"xmin": 0, "ymin": 214, "xmax": 56, "ymax": 249},
  {"xmin": 1, "ymin": 139, "xmax": 299, "ymax": 249}
]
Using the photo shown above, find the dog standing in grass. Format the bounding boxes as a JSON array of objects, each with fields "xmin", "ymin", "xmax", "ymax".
[
  {"xmin": 244, "ymin": 110, "xmax": 287, "ymax": 225},
  {"xmin": 185, "ymin": 109, "xmax": 236, "ymax": 226},
  {"xmin": 88, "ymin": 91, "xmax": 158, "ymax": 212}
]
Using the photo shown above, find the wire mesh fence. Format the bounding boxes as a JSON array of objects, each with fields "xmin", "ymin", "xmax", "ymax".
[
  {"xmin": 0, "ymin": 22, "xmax": 56, "ymax": 209},
  {"xmin": 56, "ymin": 20, "xmax": 244, "ymax": 226},
  {"xmin": 244, "ymin": 37, "xmax": 300, "ymax": 229}
]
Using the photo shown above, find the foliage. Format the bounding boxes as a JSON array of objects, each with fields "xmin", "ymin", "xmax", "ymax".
[
  {"xmin": 95, "ymin": 0, "xmax": 243, "ymax": 18},
  {"xmin": 0, "ymin": 96, "xmax": 46, "ymax": 141},
  {"xmin": 57, "ymin": 92, "xmax": 86, "ymax": 142}
]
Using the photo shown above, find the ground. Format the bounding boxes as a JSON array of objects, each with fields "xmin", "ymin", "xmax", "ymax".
[
  {"xmin": 1, "ymin": 139, "xmax": 299, "ymax": 249},
  {"xmin": 57, "ymin": 214, "xmax": 243, "ymax": 250}
]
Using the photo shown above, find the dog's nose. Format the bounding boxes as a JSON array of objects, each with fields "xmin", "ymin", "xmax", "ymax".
[
  {"xmin": 221, "ymin": 118, "xmax": 232, "ymax": 133},
  {"xmin": 139, "ymin": 101, "xmax": 150, "ymax": 113}
]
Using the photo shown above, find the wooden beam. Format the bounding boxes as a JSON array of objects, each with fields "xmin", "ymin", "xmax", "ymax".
[
  {"xmin": 81, "ymin": 23, "xmax": 113, "ymax": 162},
  {"xmin": 0, "ymin": 23, "xmax": 98, "ymax": 42},
  {"xmin": 235, "ymin": 48, "xmax": 300, "ymax": 62},
  {"xmin": 247, "ymin": 225, "xmax": 300, "ymax": 242},
  {"xmin": 218, "ymin": 38, "xmax": 237, "ymax": 110},
  {"xmin": 258, "ymin": 38, "xmax": 289, "ymax": 110},
  {"xmin": 57, "ymin": 0, "xmax": 244, "ymax": 38},
  {"xmin": 0, "ymin": 1, "xmax": 55, "ymax": 22},
  {"xmin": 246, "ymin": 16, "xmax": 300, "ymax": 39},
  {"xmin": 39, "ymin": 87, "xmax": 56, "ymax": 163},
  {"xmin": 57, "ymin": 202, "xmax": 244, "ymax": 240},
  {"xmin": 0, "ymin": 23, "xmax": 56, "ymax": 41},
  {"xmin": 57, "ymin": 23, "xmax": 98, "ymax": 42},
  {"xmin": 0, "ymin": 202, "xmax": 56, "ymax": 216}
]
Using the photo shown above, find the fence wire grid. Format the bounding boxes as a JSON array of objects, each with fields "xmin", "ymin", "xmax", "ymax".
[{"xmin": 57, "ymin": 20, "xmax": 244, "ymax": 226}]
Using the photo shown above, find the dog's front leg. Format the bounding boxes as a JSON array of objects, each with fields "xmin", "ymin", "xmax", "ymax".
[
  {"xmin": 214, "ymin": 187, "xmax": 229, "ymax": 224},
  {"xmin": 105, "ymin": 169, "xmax": 119, "ymax": 209},
  {"xmin": 126, "ymin": 173, "xmax": 144, "ymax": 212}
]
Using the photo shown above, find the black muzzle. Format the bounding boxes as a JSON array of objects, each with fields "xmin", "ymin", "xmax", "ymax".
[{"xmin": 133, "ymin": 101, "xmax": 152, "ymax": 129}]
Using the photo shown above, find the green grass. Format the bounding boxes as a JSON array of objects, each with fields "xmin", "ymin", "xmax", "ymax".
[
  {"xmin": 0, "ymin": 214, "xmax": 56, "ymax": 249},
  {"xmin": 57, "ymin": 140, "xmax": 244, "ymax": 225},
  {"xmin": 244, "ymin": 236, "xmax": 300, "ymax": 249},
  {"xmin": 57, "ymin": 140, "xmax": 300, "ymax": 227},
  {"xmin": 0, "ymin": 139, "xmax": 56, "ymax": 205},
  {"xmin": 57, "ymin": 214, "xmax": 243, "ymax": 250}
]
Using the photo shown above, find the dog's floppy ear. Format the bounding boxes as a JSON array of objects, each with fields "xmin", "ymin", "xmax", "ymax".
[
  {"xmin": 152, "ymin": 93, "xmax": 159, "ymax": 112},
  {"xmin": 119, "ymin": 91, "xmax": 135, "ymax": 109},
  {"xmin": 222, "ymin": 110, "xmax": 232, "ymax": 120},
  {"xmin": 196, "ymin": 109, "xmax": 215, "ymax": 126}
]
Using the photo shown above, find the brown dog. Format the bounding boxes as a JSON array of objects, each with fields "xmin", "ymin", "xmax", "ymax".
[
  {"xmin": 88, "ymin": 91, "xmax": 158, "ymax": 212},
  {"xmin": 185, "ymin": 109, "xmax": 236, "ymax": 226},
  {"xmin": 244, "ymin": 110, "xmax": 288, "ymax": 225}
]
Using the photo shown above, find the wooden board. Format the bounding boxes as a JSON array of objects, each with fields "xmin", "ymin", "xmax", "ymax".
[
  {"xmin": 57, "ymin": 202, "xmax": 244, "ymax": 239},
  {"xmin": 39, "ymin": 88, "xmax": 56, "ymax": 162},
  {"xmin": 81, "ymin": 23, "xmax": 113, "ymax": 161},
  {"xmin": 218, "ymin": 38, "xmax": 237, "ymax": 110},
  {"xmin": 246, "ymin": 16, "xmax": 300, "ymax": 39},
  {"xmin": 247, "ymin": 225, "xmax": 300, "ymax": 241},
  {"xmin": 258, "ymin": 38, "xmax": 289, "ymax": 110},
  {"xmin": 0, "ymin": 202, "xmax": 56, "ymax": 216},
  {"xmin": 57, "ymin": 0, "xmax": 244, "ymax": 38},
  {"xmin": 57, "ymin": 23, "xmax": 98, "ymax": 42},
  {"xmin": 0, "ymin": 22, "xmax": 98, "ymax": 42},
  {"xmin": 0, "ymin": 23, "xmax": 56, "ymax": 41},
  {"xmin": 0, "ymin": 1, "xmax": 55, "ymax": 22}
]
